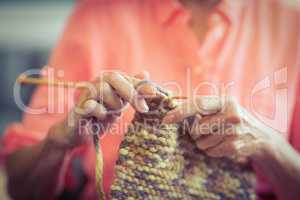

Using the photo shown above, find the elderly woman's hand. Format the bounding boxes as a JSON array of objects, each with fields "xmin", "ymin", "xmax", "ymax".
[
  {"xmin": 48, "ymin": 71, "xmax": 160, "ymax": 148},
  {"xmin": 163, "ymin": 96, "xmax": 277, "ymax": 158},
  {"xmin": 163, "ymin": 96, "xmax": 300, "ymax": 200}
]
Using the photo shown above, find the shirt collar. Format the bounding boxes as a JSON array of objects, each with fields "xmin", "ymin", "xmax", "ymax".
[
  {"xmin": 154, "ymin": 0, "xmax": 190, "ymax": 26},
  {"xmin": 155, "ymin": 0, "xmax": 230, "ymax": 27}
]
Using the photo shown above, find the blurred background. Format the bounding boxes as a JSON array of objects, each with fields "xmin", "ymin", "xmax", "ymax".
[{"xmin": 0, "ymin": 0, "xmax": 74, "ymax": 134}]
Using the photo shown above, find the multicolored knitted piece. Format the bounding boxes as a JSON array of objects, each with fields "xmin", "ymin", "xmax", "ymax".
[{"xmin": 108, "ymin": 97, "xmax": 256, "ymax": 200}]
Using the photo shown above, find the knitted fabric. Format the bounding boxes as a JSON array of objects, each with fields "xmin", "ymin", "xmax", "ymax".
[{"xmin": 106, "ymin": 97, "xmax": 255, "ymax": 200}]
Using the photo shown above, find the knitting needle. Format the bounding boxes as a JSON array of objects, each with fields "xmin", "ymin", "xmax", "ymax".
[
  {"xmin": 17, "ymin": 75, "xmax": 188, "ymax": 100},
  {"xmin": 17, "ymin": 75, "xmax": 87, "ymax": 88}
]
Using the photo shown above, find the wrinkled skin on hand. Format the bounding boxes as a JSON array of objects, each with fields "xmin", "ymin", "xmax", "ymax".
[
  {"xmin": 163, "ymin": 96, "xmax": 274, "ymax": 158},
  {"xmin": 47, "ymin": 71, "xmax": 163, "ymax": 149}
]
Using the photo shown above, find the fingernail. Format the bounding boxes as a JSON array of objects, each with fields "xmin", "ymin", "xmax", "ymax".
[
  {"xmin": 143, "ymin": 85, "xmax": 157, "ymax": 95},
  {"xmin": 199, "ymin": 97, "xmax": 221, "ymax": 114},
  {"xmin": 136, "ymin": 99, "xmax": 149, "ymax": 113},
  {"xmin": 83, "ymin": 99, "xmax": 97, "ymax": 112}
]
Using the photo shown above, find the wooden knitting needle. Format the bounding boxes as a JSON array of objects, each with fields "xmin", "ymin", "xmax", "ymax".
[
  {"xmin": 17, "ymin": 75, "xmax": 188, "ymax": 100},
  {"xmin": 17, "ymin": 75, "xmax": 87, "ymax": 88}
]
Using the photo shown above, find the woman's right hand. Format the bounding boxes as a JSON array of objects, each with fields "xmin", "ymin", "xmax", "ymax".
[{"xmin": 47, "ymin": 71, "xmax": 160, "ymax": 149}]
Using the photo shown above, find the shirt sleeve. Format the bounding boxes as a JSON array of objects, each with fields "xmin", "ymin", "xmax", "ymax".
[
  {"xmin": 0, "ymin": 0, "xmax": 140, "ymax": 196},
  {"xmin": 0, "ymin": 1, "xmax": 103, "ymax": 195}
]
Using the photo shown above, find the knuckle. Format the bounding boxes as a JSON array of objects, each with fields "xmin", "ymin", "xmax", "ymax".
[
  {"xmin": 84, "ymin": 99, "xmax": 97, "ymax": 108},
  {"xmin": 103, "ymin": 71, "xmax": 118, "ymax": 81},
  {"xmin": 99, "ymin": 81, "xmax": 110, "ymax": 96}
]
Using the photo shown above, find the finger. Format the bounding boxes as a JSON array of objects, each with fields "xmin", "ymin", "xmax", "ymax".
[
  {"xmin": 206, "ymin": 135, "xmax": 238, "ymax": 157},
  {"xmin": 104, "ymin": 72, "xmax": 149, "ymax": 112},
  {"xmin": 77, "ymin": 89, "xmax": 91, "ymax": 108},
  {"xmin": 162, "ymin": 96, "xmax": 221, "ymax": 124},
  {"xmin": 221, "ymin": 96, "xmax": 242, "ymax": 124},
  {"xmin": 190, "ymin": 116, "xmax": 238, "ymax": 140},
  {"xmin": 124, "ymin": 74, "xmax": 162, "ymax": 97},
  {"xmin": 188, "ymin": 114, "xmax": 205, "ymax": 139},
  {"xmin": 192, "ymin": 112, "xmax": 227, "ymax": 136},
  {"xmin": 232, "ymin": 132, "xmax": 257, "ymax": 157},
  {"xmin": 196, "ymin": 96, "xmax": 222, "ymax": 115},
  {"xmin": 196, "ymin": 134, "xmax": 226, "ymax": 150},
  {"xmin": 82, "ymin": 99, "xmax": 107, "ymax": 120},
  {"xmin": 201, "ymin": 123, "xmax": 254, "ymax": 157},
  {"xmin": 190, "ymin": 106, "xmax": 241, "ymax": 138},
  {"xmin": 96, "ymin": 80, "xmax": 124, "ymax": 110},
  {"xmin": 124, "ymin": 71, "xmax": 168, "ymax": 97},
  {"xmin": 162, "ymin": 100, "xmax": 197, "ymax": 124}
]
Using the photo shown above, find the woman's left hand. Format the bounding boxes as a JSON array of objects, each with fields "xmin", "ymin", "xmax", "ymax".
[{"xmin": 163, "ymin": 96, "xmax": 277, "ymax": 158}]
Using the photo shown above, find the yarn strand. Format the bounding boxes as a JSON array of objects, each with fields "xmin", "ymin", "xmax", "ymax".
[{"xmin": 93, "ymin": 134, "xmax": 106, "ymax": 200}]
